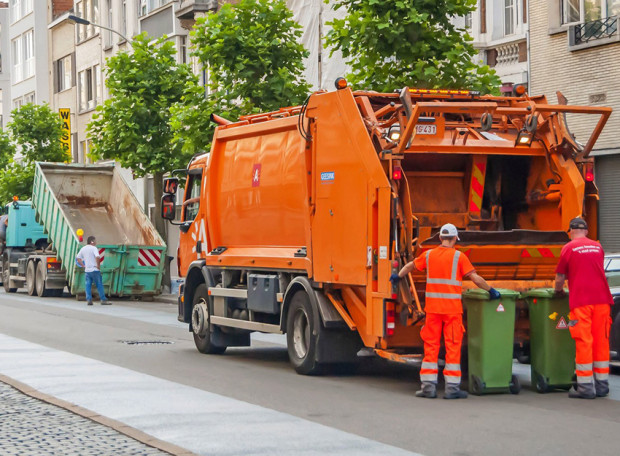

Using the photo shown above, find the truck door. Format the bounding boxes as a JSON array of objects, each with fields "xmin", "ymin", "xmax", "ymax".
[{"xmin": 178, "ymin": 170, "xmax": 207, "ymax": 276}]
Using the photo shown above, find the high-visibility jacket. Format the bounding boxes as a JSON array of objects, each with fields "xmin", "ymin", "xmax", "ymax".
[{"xmin": 414, "ymin": 246, "xmax": 475, "ymax": 314}]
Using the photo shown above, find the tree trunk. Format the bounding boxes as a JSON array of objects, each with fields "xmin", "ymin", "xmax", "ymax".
[{"xmin": 152, "ymin": 172, "xmax": 172, "ymax": 292}]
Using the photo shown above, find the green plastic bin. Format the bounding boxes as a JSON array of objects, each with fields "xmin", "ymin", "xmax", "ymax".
[
  {"xmin": 521, "ymin": 288, "xmax": 575, "ymax": 393},
  {"xmin": 463, "ymin": 288, "xmax": 521, "ymax": 395}
]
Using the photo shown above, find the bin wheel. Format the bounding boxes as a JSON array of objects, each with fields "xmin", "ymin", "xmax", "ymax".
[
  {"xmin": 534, "ymin": 371, "xmax": 550, "ymax": 393},
  {"xmin": 471, "ymin": 375, "xmax": 485, "ymax": 395},
  {"xmin": 509, "ymin": 374, "xmax": 521, "ymax": 394}
]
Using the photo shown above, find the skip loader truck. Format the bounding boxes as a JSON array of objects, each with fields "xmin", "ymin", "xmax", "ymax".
[{"xmin": 162, "ymin": 80, "xmax": 611, "ymax": 374}]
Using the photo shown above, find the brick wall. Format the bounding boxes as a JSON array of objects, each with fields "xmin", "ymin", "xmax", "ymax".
[
  {"xmin": 52, "ymin": 0, "xmax": 74, "ymax": 18},
  {"xmin": 529, "ymin": 1, "xmax": 620, "ymax": 152}
]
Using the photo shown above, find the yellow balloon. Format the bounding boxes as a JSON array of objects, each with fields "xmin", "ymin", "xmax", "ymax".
[{"xmin": 76, "ymin": 229, "xmax": 84, "ymax": 236}]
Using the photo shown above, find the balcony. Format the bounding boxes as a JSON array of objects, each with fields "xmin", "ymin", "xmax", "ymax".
[
  {"xmin": 569, "ymin": 16, "xmax": 620, "ymax": 51},
  {"xmin": 177, "ymin": 0, "xmax": 218, "ymax": 24}
]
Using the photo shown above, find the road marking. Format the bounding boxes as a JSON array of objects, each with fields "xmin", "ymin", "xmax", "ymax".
[{"xmin": 0, "ymin": 333, "xmax": 421, "ymax": 455}]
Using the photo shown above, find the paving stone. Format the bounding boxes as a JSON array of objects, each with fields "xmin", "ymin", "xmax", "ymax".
[{"xmin": 0, "ymin": 382, "xmax": 169, "ymax": 456}]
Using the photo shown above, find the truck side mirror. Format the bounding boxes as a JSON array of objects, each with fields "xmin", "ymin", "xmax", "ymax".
[
  {"xmin": 161, "ymin": 194, "xmax": 176, "ymax": 221},
  {"xmin": 163, "ymin": 177, "xmax": 179, "ymax": 195}
]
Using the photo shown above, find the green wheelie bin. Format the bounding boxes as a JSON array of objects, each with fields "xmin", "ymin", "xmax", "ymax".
[
  {"xmin": 463, "ymin": 289, "xmax": 521, "ymax": 395},
  {"xmin": 521, "ymin": 288, "xmax": 575, "ymax": 393}
]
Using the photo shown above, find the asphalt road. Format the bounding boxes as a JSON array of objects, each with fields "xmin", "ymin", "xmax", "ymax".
[{"xmin": 0, "ymin": 290, "xmax": 619, "ymax": 456}]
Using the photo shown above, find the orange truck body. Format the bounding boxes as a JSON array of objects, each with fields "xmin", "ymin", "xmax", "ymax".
[{"xmin": 169, "ymin": 86, "xmax": 610, "ymax": 372}]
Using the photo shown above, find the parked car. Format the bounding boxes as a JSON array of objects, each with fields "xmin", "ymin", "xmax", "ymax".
[{"xmin": 605, "ymin": 255, "xmax": 620, "ymax": 364}]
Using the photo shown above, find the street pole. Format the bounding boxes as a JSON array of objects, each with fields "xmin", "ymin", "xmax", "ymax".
[{"xmin": 67, "ymin": 15, "xmax": 131, "ymax": 43}]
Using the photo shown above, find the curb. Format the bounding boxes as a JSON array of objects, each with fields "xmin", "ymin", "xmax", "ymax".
[{"xmin": 0, "ymin": 374, "xmax": 198, "ymax": 456}]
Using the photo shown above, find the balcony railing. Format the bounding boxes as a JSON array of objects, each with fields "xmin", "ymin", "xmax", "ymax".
[{"xmin": 571, "ymin": 16, "xmax": 618, "ymax": 47}]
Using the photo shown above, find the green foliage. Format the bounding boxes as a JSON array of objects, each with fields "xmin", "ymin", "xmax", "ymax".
[
  {"xmin": 7, "ymin": 103, "xmax": 68, "ymax": 163},
  {"xmin": 171, "ymin": 0, "xmax": 311, "ymax": 155},
  {"xmin": 88, "ymin": 33, "xmax": 197, "ymax": 177},
  {"xmin": 326, "ymin": 0, "xmax": 501, "ymax": 94},
  {"xmin": 0, "ymin": 129, "xmax": 15, "ymax": 171},
  {"xmin": 0, "ymin": 161, "xmax": 34, "ymax": 204},
  {"xmin": 0, "ymin": 103, "xmax": 68, "ymax": 205}
]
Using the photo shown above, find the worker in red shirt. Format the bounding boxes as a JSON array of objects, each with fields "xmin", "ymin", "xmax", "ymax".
[
  {"xmin": 554, "ymin": 217, "xmax": 613, "ymax": 399},
  {"xmin": 396, "ymin": 223, "xmax": 500, "ymax": 399}
]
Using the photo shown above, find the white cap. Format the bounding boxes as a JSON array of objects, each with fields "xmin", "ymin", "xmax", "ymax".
[{"xmin": 440, "ymin": 223, "xmax": 460, "ymax": 240}]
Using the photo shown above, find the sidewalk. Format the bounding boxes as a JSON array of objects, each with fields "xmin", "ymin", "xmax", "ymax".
[{"xmin": 0, "ymin": 380, "xmax": 175, "ymax": 456}]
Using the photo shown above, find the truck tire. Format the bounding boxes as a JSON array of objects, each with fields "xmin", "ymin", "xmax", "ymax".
[
  {"xmin": 26, "ymin": 261, "xmax": 36, "ymax": 296},
  {"xmin": 286, "ymin": 289, "xmax": 323, "ymax": 375},
  {"xmin": 2, "ymin": 257, "xmax": 16, "ymax": 293},
  {"xmin": 35, "ymin": 261, "xmax": 50, "ymax": 297},
  {"xmin": 191, "ymin": 283, "xmax": 226, "ymax": 355}
]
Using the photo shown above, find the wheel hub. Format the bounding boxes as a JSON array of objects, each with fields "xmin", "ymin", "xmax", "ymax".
[
  {"xmin": 292, "ymin": 308, "xmax": 310, "ymax": 359},
  {"xmin": 191, "ymin": 300, "xmax": 209, "ymax": 337}
]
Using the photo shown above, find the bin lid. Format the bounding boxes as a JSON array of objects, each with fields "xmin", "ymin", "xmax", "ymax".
[
  {"xmin": 462, "ymin": 288, "xmax": 520, "ymax": 300},
  {"xmin": 520, "ymin": 288, "xmax": 565, "ymax": 298}
]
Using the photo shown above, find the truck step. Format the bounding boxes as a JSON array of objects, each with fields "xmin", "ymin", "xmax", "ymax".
[
  {"xmin": 208, "ymin": 287, "xmax": 248, "ymax": 299},
  {"xmin": 210, "ymin": 316, "xmax": 281, "ymax": 334}
]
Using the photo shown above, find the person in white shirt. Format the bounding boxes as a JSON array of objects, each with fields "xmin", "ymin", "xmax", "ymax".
[{"xmin": 76, "ymin": 236, "xmax": 111, "ymax": 306}]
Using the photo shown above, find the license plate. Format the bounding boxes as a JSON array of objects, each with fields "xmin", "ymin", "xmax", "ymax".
[{"xmin": 415, "ymin": 124, "xmax": 437, "ymax": 135}]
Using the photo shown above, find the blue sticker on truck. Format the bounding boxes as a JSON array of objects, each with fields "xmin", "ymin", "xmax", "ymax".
[{"xmin": 320, "ymin": 172, "xmax": 335, "ymax": 183}]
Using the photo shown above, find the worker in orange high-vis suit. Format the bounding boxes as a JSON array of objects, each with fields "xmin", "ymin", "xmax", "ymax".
[
  {"xmin": 554, "ymin": 217, "xmax": 613, "ymax": 399},
  {"xmin": 396, "ymin": 223, "xmax": 500, "ymax": 399}
]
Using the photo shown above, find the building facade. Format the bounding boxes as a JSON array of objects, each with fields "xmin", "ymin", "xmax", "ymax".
[
  {"xmin": 530, "ymin": 0, "xmax": 620, "ymax": 251},
  {"xmin": 0, "ymin": 3, "xmax": 10, "ymax": 128},
  {"xmin": 468, "ymin": 0, "xmax": 529, "ymax": 88}
]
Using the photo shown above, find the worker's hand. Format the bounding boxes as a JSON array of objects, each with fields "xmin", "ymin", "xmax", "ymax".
[
  {"xmin": 488, "ymin": 288, "xmax": 501, "ymax": 300},
  {"xmin": 553, "ymin": 289, "xmax": 567, "ymax": 298},
  {"xmin": 389, "ymin": 273, "xmax": 400, "ymax": 285}
]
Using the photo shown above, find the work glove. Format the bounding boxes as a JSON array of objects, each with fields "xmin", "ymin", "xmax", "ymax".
[
  {"xmin": 488, "ymin": 288, "xmax": 501, "ymax": 300},
  {"xmin": 389, "ymin": 273, "xmax": 400, "ymax": 286},
  {"xmin": 553, "ymin": 289, "xmax": 567, "ymax": 298}
]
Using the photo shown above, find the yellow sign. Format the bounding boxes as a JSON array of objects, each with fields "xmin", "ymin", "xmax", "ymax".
[{"xmin": 59, "ymin": 108, "xmax": 71, "ymax": 157}]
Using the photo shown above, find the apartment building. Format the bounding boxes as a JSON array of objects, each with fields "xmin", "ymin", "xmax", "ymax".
[
  {"xmin": 0, "ymin": 3, "xmax": 10, "ymax": 128},
  {"xmin": 530, "ymin": 0, "xmax": 620, "ymax": 251},
  {"xmin": 0, "ymin": 0, "xmax": 49, "ymax": 127},
  {"xmin": 468, "ymin": 0, "xmax": 529, "ymax": 88}
]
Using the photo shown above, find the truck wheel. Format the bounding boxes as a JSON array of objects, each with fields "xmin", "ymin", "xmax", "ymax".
[
  {"xmin": 191, "ymin": 283, "xmax": 226, "ymax": 354},
  {"xmin": 2, "ymin": 257, "xmax": 16, "ymax": 293},
  {"xmin": 286, "ymin": 289, "xmax": 323, "ymax": 375},
  {"xmin": 26, "ymin": 261, "xmax": 37, "ymax": 296},
  {"xmin": 35, "ymin": 261, "xmax": 50, "ymax": 297}
]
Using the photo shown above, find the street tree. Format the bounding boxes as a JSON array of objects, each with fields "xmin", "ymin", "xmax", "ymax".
[
  {"xmin": 0, "ymin": 103, "xmax": 68, "ymax": 204},
  {"xmin": 87, "ymin": 32, "xmax": 197, "ymax": 238},
  {"xmin": 326, "ymin": 0, "xmax": 501, "ymax": 94},
  {"xmin": 171, "ymin": 0, "xmax": 311, "ymax": 156}
]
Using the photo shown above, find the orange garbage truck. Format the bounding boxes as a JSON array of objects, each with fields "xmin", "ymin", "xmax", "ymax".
[{"xmin": 162, "ymin": 82, "xmax": 610, "ymax": 374}]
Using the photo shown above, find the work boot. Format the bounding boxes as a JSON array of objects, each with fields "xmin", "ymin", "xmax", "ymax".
[
  {"xmin": 101, "ymin": 301, "xmax": 112, "ymax": 305},
  {"xmin": 595, "ymin": 379, "xmax": 609, "ymax": 398},
  {"xmin": 87, "ymin": 301, "xmax": 93, "ymax": 306},
  {"xmin": 568, "ymin": 386, "xmax": 596, "ymax": 399},
  {"xmin": 444, "ymin": 383, "xmax": 468, "ymax": 399},
  {"xmin": 415, "ymin": 382, "xmax": 437, "ymax": 399}
]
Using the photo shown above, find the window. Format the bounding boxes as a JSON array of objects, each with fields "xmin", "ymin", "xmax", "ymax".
[
  {"xmin": 122, "ymin": 0, "xmax": 127, "ymax": 39},
  {"xmin": 23, "ymin": 30, "xmax": 34, "ymax": 79},
  {"xmin": 11, "ymin": 30, "xmax": 34, "ymax": 82},
  {"xmin": 13, "ymin": 97, "xmax": 23, "ymax": 110},
  {"xmin": 54, "ymin": 54, "xmax": 74, "ymax": 93},
  {"xmin": 180, "ymin": 35, "xmax": 187, "ymax": 64},
  {"xmin": 183, "ymin": 173, "xmax": 202, "ymax": 221},
  {"xmin": 139, "ymin": 0, "xmax": 173, "ymax": 16},
  {"xmin": 23, "ymin": 92, "xmax": 34, "ymax": 104},
  {"xmin": 106, "ymin": 5, "xmax": 113, "ymax": 47},
  {"xmin": 79, "ymin": 139, "xmax": 90, "ymax": 164},
  {"xmin": 606, "ymin": 258, "xmax": 620, "ymax": 272},
  {"xmin": 11, "ymin": 0, "xmax": 33, "ymax": 22},
  {"xmin": 11, "ymin": 37, "xmax": 22, "ymax": 82},
  {"xmin": 504, "ymin": 0, "xmax": 517, "ymax": 35},
  {"xmin": 78, "ymin": 65, "xmax": 101, "ymax": 112},
  {"xmin": 464, "ymin": 12, "xmax": 473, "ymax": 30},
  {"xmin": 76, "ymin": 0, "xmax": 100, "ymax": 42},
  {"xmin": 562, "ymin": 0, "xmax": 617, "ymax": 24}
]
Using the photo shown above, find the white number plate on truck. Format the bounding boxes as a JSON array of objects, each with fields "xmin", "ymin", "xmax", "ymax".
[{"xmin": 415, "ymin": 124, "xmax": 437, "ymax": 135}]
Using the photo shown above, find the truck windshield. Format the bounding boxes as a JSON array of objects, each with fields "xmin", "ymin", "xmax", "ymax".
[{"xmin": 183, "ymin": 173, "xmax": 202, "ymax": 221}]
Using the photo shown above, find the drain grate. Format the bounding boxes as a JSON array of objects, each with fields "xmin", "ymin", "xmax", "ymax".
[{"xmin": 120, "ymin": 340, "xmax": 174, "ymax": 345}]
